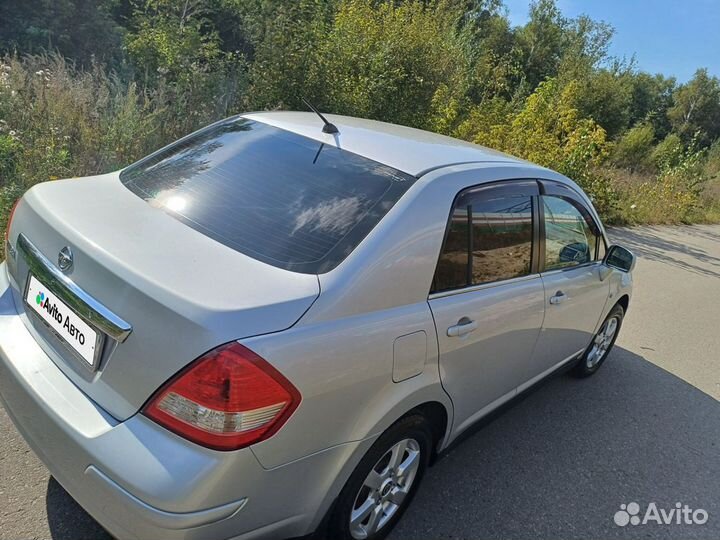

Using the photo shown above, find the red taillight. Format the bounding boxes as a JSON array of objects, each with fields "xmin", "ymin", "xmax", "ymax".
[
  {"xmin": 4, "ymin": 198, "xmax": 21, "ymax": 244},
  {"xmin": 143, "ymin": 343, "xmax": 301, "ymax": 451}
]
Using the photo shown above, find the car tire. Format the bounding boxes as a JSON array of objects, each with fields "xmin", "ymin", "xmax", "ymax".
[
  {"xmin": 327, "ymin": 414, "xmax": 433, "ymax": 540},
  {"xmin": 572, "ymin": 303, "xmax": 624, "ymax": 378}
]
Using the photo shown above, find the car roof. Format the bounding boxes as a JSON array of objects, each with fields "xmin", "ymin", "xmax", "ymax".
[{"xmin": 242, "ymin": 111, "xmax": 532, "ymax": 177}]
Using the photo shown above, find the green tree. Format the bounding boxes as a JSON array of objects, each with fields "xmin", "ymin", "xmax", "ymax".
[
  {"xmin": 240, "ymin": 0, "xmax": 335, "ymax": 110},
  {"xmin": 668, "ymin": 69, "xmax": 720, "ymax": 146},
  {"xmin": 628, "ymin": 72, "xmax": 675, "ymax": 139},
  {"xmin": 514, "ymin": 0, "xmax": 567, "ymax": 94},
  {"xmin": 455, "ymin": 0, "xmax": 521, "ymax": 103},
  {"xmin": 1, "ymin": 0, "xmax": 720, "ymax": 228},
  {"xmin": 126, "ymin": 0, "xmax": 225, "ymax": 85},
  {"xmin": 574, "ymin": 67, "xmax": 633, "ymax": 139},
  {"xmin": 124, "ymin": 0, "xmax": 247, "ymax": 139},
  {"xmin": 0, "ymin": 0, "xmax": 124, "ymax": 67},
  {"xmin": 308, "ymin": 0, "xmax": 468, "ymax": 129}
]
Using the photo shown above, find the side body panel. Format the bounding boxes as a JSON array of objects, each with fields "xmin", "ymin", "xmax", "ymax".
[
  {"xmin": 240, "ymin": 164, "xmax": 630, "ymax": 536},
  {"xmin": 243, "ymin": 301, "xmax": 445, "ymax": 470},
  {"xmin": 428, "ymin": 277, "xmax": 545, "ymax": 435},
  {"xmin": 241, "ymin": 300, "xmax": 448, "ymax": 534},
  {"xmin": 534, "ymin": 265, "xmax": 610, "ymax": 372}
]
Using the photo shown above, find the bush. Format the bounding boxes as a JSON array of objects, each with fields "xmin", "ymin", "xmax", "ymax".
[
  {"xmin": 459, "ymin": 78, "xmax": 619, "ymax": 216},
  {"xmin": 617, "ymin": 144, "xmax": 708, "ymax": 224},
  {"xmin": 611, "ymin": 123, "xmax": 655, "ymax": 172},
  {"xmin": 0, "ymin": 182, "xmax": 24, "ymax": 252},
  {"xmin": 472, "ymin": 80, "xmax": 608, "ymax": 180},
  {"xmin": 619, "ymin": 175, "xmax": 696, "ymax": 224},
  {"xmin": 703, "ymin": 140, "xmax": 720, "ymax": 182},
  {"xmin": 651, "ymin": 133, "xmax": 684, "ymax": 170}
]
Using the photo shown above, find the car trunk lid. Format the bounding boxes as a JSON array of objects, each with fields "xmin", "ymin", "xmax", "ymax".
[{"xmin": 6, "ymin": 173, "xmax": 320, "ymax": 420}]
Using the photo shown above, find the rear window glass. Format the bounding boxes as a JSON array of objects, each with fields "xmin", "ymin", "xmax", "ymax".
[{"xmin": 120, "ymin": 118, "xmax": 416, "ymax": 273}]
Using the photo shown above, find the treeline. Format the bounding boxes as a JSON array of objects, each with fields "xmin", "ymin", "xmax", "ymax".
[{"xmin": 1, "ymin": 0, "xmax": 719, "ymax": 238}]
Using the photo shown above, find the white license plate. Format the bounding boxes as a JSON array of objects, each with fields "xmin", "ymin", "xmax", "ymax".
[{"xmin": 25, "ymin": 275, "xmax": 98, "ymax": 366}]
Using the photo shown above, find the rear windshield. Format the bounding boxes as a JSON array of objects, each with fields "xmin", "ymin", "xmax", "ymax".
[{"xmin": 120, "ymin": 118, "xmax": 416, "ymax": 273}]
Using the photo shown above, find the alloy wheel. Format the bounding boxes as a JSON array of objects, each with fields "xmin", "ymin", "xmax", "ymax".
[
  {"xmin": 586, "ymin": 316, "xmax": 619, "ymax": 368},
  {"xmin": 349, "ymin": 438, "xmax": 421, "ymax": 539}
]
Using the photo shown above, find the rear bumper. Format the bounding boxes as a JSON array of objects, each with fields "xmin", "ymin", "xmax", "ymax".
[{"xmin": 0, "ymin": 262, "xmax": 367, "ymax": 539}]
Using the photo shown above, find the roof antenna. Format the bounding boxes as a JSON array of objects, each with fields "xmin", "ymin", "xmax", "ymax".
[{"xmin": 302, "ymin": 98, "xmax": 339, "ymax": 135}]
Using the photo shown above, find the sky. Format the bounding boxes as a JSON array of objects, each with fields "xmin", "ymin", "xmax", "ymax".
[{"xmin": 504, "ymin": 0, "xmax": 720, "ymax": 82}]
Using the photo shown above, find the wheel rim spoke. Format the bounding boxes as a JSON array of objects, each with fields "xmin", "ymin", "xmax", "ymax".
[
  {"xmin": 350, "ymin": 498, "xmax": 376, "ymax": 529},
  {"xmin": 606, "ymin": 318, "xmax": 618, "ymax": 339},
  {"xmin": 396, "ymin": 448, "xmax": 420, "ymax": 484},
  {"xmin": 388, "ymin": 439, "xmax": 408, "ymax": 470},
  {"xmin": 349, "ymin": 438, "xmax": 421, "ymax": 539},
  {"xmin": 587, "ymin": 316, "xmax": 618, "ymax": 368},
  {"xmin": 365, "ymin": 505, "xmax": 384, "ymax": 535}
]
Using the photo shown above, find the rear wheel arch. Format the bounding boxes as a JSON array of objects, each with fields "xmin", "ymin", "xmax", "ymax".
[
  {"xmin": 309, "ymin": 388, "xmax": 452, "ymax": 534},
  {"xmin": 312, "ymin": 400, "xmax": 450, "ymax": 537},
  {"xmin": 405, "ymin": 401, "xmax": 449, "ymax": 461},
  {"xmin": 326, "ymin": 414, "xmax": 434, "ymax": 539},
  {"xmin": 346, "ymin": 379, "xmax": 453, "ymax": 457}
]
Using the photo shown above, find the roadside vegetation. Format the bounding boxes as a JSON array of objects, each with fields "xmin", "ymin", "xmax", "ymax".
[{"xmin": 2, "ymin": 0, "xmax": 720, "ymax": 248}]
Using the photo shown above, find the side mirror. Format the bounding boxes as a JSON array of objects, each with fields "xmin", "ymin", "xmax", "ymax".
[
  {"xmin": 559, "ymin": 242, "xmax": 590, "ymax": 263},
  {"xmin": 604, "ymin": 244, "xmax": 636, "ymax": 273}
]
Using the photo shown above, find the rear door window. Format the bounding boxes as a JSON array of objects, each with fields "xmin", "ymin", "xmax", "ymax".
[
  {"xmin": 120, "ymin": 118, "xmax": 416, "ymax": 274},
  {"xmin": 432, "ymin": 182, "xmax": 535, "ymax": 293}
]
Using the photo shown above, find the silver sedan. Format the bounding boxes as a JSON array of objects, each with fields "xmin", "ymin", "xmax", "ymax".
[{"xmin": 0, "ymin": 112, "xmax": 634, "ymax": 540}]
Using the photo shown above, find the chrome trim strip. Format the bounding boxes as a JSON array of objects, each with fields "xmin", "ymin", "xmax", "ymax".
[
  {"xmin": 5, "ymin": 239, "xmax": 16, "ymax": 260},
  {"xmin": 539, "ymin": 260, "xmax": 602, "ymax": 277},
  {"xmin": 428, "ymin": 273, "xmax": 540, "ymax": 300},
  {"xmin": 17, "ymin": 234, "xmax": 132, "ymax": 343}
]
